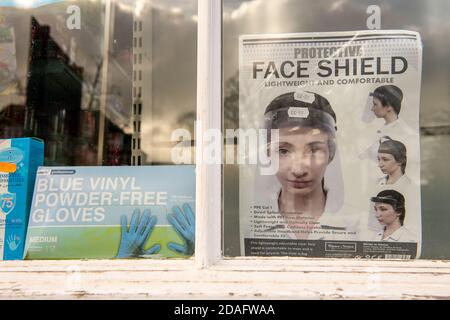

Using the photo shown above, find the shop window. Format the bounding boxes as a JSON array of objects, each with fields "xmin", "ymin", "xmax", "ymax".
[{"xmin": 0, "ymin": 0, "xmax": 449, "ymax": 301}]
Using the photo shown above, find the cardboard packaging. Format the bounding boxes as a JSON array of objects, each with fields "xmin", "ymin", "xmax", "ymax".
[
  {"xmin": 0, "ymin": 137, "xmax": 44, "ymax": 260},
  {"xmin": 24, "ymin": 165, "xmax": 195, "ymax": 259}
]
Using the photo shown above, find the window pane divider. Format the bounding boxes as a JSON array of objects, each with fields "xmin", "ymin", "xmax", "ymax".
[{"xmin": 195, "ymin": 0, "xmax": 223, "ymax": 267}]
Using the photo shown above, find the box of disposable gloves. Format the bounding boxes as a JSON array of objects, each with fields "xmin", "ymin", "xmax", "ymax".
[
  {"xmin": 0, "ymin": 137, "xmax": 44, "ymax": 260},
  {"xmin": 24, "ymin": 165, "xmax": 195, "ymax": 259}
]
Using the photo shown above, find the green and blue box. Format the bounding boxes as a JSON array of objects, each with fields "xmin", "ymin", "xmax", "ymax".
[
  {"xmin": 0, "ymin": 137, "xmax": 44, "ymax": 260},
  {"xmin": 24, "ymin": 165, "xmax": 195, "ymax": 259}
]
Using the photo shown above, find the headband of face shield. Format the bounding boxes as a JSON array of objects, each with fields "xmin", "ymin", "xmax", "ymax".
[
  {"xmin": 371, "ymin": 190, "xmax": 405, "ymax": 211},
  {"xmin": 264, "ymin": 107, "xmax": 337, "ymax": 162},
  {"xmin": 371, "ymin": 190, "xmax": 406, "ymax": 225},
  {"xmin": 378, "ymin": 136, "xmax": 407, "ymax": 172},
  {"xmin": 265, "ymin": 106, "xmax": 337, "ymax": 133}
]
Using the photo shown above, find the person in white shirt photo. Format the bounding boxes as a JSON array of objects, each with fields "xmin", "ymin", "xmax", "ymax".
[
  {"xmin": 359, "ymin": 85, "xmax": 417, "ymax": 162},
  {"xmin": 370, "ymin": 189, "xmax": 417, "ymax": 242},
  {"xmin": 376, "ymin": 136, "xmax": 411, "ymax": 187},
  {"xmin": 258, "ymin": 90, "xmax": 360, "ymax": 241},
  {"xmin": 371, "ymin": 85, "xmax": 404, "ymax": 126}
]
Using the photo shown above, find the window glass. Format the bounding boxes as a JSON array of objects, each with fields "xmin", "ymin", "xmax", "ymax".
[
  {"xmin": 0, "ymin": 0, "xmax": 197, "ymax": 261},
  {"xmin": 222, "ymin": 0, "xmax": 450, "ymax": 259},
  {"xmin": 0, "ymin": 0, "xmax": 197, "ymax": 166},
  {"xmin": 0, "ymin": 1, "xmax": 107, "ymax": 165}
]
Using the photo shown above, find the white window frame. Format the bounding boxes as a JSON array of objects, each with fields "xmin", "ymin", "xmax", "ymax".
[{"xmin": 1, "ymin": 0, "xmax": 450, "ymax": 299}]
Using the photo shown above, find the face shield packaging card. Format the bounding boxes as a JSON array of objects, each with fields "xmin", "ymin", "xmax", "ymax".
[
  {"xmin": 24, "ymin": 165, "xmax": 195, "ymax": 259},
  {"xmin": 0, "ymin": 138, "xmax": 44, "ymax": 260},
  {"xmin": 239, "ymin": 30, "xmax": 422, "ymax": 259}
]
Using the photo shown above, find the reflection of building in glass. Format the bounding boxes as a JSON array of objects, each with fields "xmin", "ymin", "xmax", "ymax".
[
  {"xmin": 24, "ymin": 17, "xmax": 131, "ymax": 165},
  {"xmin": 131, "ymin": 97, "xmax": 146, "ymax": 165},
  {"xmin": 0, "ymin": 104, "xmax": 25, "ymax": 137},
  {"xmin": 105, "ymin": 120, "xmax": 132, "ymax": 166},
  {"xmin": 131, "ymin": 13, "xmax": 149, "ymax": 166},
  {"xmin": 131, "ymin": 4, "xmax": 198, "ymax": 165},
  {"xmin": 25, "ymin": 16, "xmax": 84, "ymax": 165}
]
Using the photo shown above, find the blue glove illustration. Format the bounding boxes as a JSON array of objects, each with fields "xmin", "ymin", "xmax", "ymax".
[
  {"xmin": 7, "ymin": 235, "xmax": 20, "ymax": 252},
  {"xmin": 167, "ymin": 203, "xmax": 195, "ymax": 256},
  {"xmin": 116, "ymin": 209, "xmax": 161, "ymax": 259}
]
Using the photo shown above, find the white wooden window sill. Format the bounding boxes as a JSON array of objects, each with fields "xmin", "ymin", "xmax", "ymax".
[{"xmin": 0, "ymin": 258, "xmax": 449, "ymax": 299}]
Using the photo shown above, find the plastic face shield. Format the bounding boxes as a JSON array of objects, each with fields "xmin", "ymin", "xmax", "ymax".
[
  {"xmin": 262, "ymin": 106, "xmax": 344, "ymax": 213},
  {"xmin": 361, "ymin": 94, "xmax": 376, "ymax": 123},
  {"xmin": 264, "ymin": 107, "xmax": 337, "ymax": 135},
  {"xmin": 371, "ymin": 196, "xmax": 404, "ymax": 210}
]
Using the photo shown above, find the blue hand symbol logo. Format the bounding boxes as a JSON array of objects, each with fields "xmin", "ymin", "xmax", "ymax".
[{"xmin": 7, "ymin": 235, "xmax": 20, "ymax": 251}]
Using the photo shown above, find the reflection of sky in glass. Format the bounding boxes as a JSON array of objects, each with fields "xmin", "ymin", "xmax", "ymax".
[
  {"xmin": 0, "ymin": 0, "xmax": 65, "ymax": 8},
  {"xmin": 116, "ymin": 0, "xmax": 197, "ymax": 18},
  {"xmin": 0, "ymin": 0, "xmax": 199, "ymax": 165},
  {"xmin": 0, "ymin": 0, "xmax": 106, "ymax": 111},
  {"xmin": 105, "ymin": 0, "xmax": 198, "ymax": 163}
]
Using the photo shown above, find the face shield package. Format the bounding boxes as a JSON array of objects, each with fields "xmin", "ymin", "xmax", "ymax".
[
  {"xmin": 238, "ymin": 30, "xmax": 422, "ymax": 259},
  {"xmin": 24, "ymin": 166, "xmax": 195, "ymax": 259}
]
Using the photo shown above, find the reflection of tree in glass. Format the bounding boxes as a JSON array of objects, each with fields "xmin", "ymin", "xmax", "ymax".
[
  {"xmin": 223, "ymin": 72, "xmax": 239, "ymax": 130},
  {"xmin": 177, "ymin": 111, "xmax": 196, "ymax": 134},
  {"xmin": 174, "ymin": 71, "xmax": 239, "ymax": 137}
]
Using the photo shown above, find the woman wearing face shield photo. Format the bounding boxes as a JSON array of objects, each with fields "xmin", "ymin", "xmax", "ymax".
[
  {"xmin": 370, "ymin": 190, "xmax": 417, "ymax": 242},
  {"xmin": 257, "ymin": 90, "xmax": 361, "ymax": 241},
  {"xmin": 376, "ymin": 136, "xmax": 411, "ymax": 187}
]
